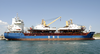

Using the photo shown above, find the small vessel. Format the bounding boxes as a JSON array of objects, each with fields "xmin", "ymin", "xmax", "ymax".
[{"xmin": 4, "ymin": 14, "xmax": 95, "ymax": 40}]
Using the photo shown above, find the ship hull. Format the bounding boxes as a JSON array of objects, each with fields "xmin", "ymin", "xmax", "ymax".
[
  {"xmin": 7, "ymin": 38, "xmax": 95, "ymax": 41},
  {"xmin": 4, "ymin": 32, "xmax": 95, "ymax": 41}
]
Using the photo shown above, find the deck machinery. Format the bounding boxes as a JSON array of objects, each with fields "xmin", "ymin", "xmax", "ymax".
[
  {"xmin": 58, "ymin": 19, "xmax": 86, "ymax": 33},
  {"xmin": 28, "ymin": 17, "xmax": 61, "ymax": 33}
]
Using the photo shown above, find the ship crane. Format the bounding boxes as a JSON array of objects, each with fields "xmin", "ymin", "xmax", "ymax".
[{"xmin": 42, "ymin": 16, "xmax": 61, "ymax": 27}]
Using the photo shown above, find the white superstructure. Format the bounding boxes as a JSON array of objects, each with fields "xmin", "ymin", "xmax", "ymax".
[
  {"xmin": 58, "ymin": 19, "xmax": 86, "ymax": 33},
  {"xmin": 8, "ymin": 14, "xmax": 24, "ymax": 33},
  {"xmin": 58, "ymin": 24, "xmax": 84, "ymax": 30},
  {"xmin": 28, "ymin": 17, "xmax": 61, "ymax": 33},
  {"xmin": 28, "ymin": 24, "xmax": 56, "ymax": 33},
  {"xmin": 34, "ymin": 24, "xmax": 56, "ymax": 30}
]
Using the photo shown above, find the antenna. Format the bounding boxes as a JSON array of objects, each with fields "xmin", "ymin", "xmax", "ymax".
[
  {"xmin": 16, "ymin": 13, "xmax": 19, "ymax": 19},
  {"xmin": 17, "ymin": 13, "xmax": 18, "ymax": 17},
  {"xmin": 89, "ymin": 25, "xmax": 91, "ymax": 32}
]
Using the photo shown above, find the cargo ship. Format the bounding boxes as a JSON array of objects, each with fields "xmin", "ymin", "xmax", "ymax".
[{"xmin": 4, "ymin": 14, "xmax": 95, "ymax": 40}]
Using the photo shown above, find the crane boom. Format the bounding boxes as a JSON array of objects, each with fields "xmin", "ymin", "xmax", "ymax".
[{"xmin": 46, "ymin": 16, "xmax": 61, "ymax": 26}]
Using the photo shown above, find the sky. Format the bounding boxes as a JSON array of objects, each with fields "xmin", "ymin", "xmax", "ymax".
[{"xmin": 0, "ymin": 0, "xmax": 100, "ymax": 35}]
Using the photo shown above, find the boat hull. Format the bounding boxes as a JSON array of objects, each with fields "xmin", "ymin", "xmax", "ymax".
[
  {"xmin": 4, "ymin": 32, "xmax": 95, "ymax": 41},
  {"xmin": 7, "ymin": 38, "xmax": 95, "ymax": 41}
]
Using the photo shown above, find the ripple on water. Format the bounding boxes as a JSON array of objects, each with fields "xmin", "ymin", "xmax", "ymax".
[{"xmin": 0, "ymin": 40, "xmax": 100, "ymax": 54}]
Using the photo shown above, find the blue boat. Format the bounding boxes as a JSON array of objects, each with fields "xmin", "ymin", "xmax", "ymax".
[
  {"xmin": 4, "ymin": 32, "xmax": 95, "ymax": 40},
  {"xmin": 4, "ymin": 14, "xmax": 95, "ymax": 40}
]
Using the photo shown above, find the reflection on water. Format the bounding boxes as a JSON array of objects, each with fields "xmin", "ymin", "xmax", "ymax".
[{"xmin": 0, "ymin": 40, "xmax": 100, "ymax": 54}]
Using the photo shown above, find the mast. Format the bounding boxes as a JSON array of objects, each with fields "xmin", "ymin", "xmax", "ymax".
[{"xmin": 16, "ymin": 13, "xmax": 19, "ymax": 19}]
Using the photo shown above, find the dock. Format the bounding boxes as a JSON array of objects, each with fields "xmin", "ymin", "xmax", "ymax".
[
  {"xmin": 93, "ymin": 37, "xmax": 100, "ymax": 40},
  {"xmin": 0, "ymin": 36, "xmax": 6, "ymax": 40}
]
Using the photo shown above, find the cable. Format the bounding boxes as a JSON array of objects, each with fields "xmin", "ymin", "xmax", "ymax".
[{"xmin": 45, "ymin": 17, "xmax": 59, "ymax": 22}]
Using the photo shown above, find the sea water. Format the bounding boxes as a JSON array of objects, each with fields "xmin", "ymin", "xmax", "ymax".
[{"xmin": 0, "ymin": 40, "xmax": 100, "ymax": 54}]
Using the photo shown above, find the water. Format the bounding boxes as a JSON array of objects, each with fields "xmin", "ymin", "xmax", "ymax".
[{"xmin": 0, "ymin": 40, "xmax": 100, "ymax": 54}]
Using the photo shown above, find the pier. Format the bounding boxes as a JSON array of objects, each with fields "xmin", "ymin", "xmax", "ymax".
[
  {"xmin": 93, "ymin": 37, "xmax": 100, "ymax": 40},
  {"xmin": 93, "ymin": 33, "xmax": 100, "ymax": 40},
  {"xmin": 0, "ymin": 36, "xmax": 5, "ymax": 40}
]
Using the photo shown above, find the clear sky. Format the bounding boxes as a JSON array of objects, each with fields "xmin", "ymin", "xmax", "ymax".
[{"xmin": 0, "ymin": 0, "xmax": 100, "ymax": 35}]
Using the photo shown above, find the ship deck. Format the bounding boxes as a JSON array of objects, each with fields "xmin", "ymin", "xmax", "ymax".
[{"xmin": 24, "ymin": 32, "xmax": 89, "ymax": 36}]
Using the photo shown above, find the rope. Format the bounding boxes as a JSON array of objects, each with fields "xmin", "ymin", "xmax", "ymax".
[{"xmin": 45, "ymin": 17, "xmax": 59, "ymax": 22}]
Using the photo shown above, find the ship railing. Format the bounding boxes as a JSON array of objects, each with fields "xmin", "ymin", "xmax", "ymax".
[{"xmin": 24, "ymin": 32, "xmax": 89, "ymax": 36}]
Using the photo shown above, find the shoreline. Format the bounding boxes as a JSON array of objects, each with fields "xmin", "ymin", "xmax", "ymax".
[
  {"xmin": 93, "ymin": 37, "xmax": 100, "ymax": 40},
  {"xmin": 0, "ymin": 36, "xmax": 6, "ymax": 40}
]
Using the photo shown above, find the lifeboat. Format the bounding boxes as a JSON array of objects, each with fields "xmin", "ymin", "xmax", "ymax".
[{"xmin": 16, "ymin": 29, "xmax": 21, "ymax": 30}]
